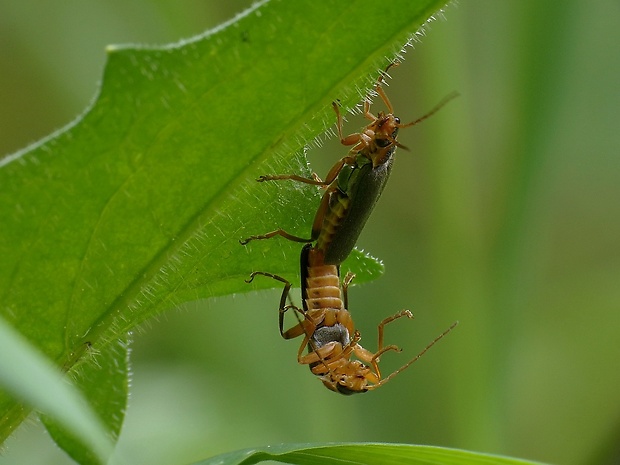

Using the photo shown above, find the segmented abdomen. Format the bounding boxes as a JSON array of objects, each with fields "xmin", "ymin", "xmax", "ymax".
[
  {"xmin": 316, "ymin": 191, "xmax": 350, "ymax": 255},
  {"xmin": 305, "ymin": 261, "xmax": 343, "ymax": 311}
]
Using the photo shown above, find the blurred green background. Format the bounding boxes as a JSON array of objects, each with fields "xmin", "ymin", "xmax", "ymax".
[{"xmin": 2, "ymin": 1, "xmax": 619, "ymax": 465}]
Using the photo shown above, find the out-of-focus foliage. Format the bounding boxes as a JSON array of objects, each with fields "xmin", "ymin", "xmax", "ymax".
[{"xmin": 1, "ymin": 1, "xmax": 618, "ymax": 465}]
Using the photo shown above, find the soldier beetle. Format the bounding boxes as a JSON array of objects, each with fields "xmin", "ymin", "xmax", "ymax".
[
  {"xmin": 241, "ymin": 63, "xmax": 457, "ymax": 264},
  {"xmin": 246, "ymin": 244, "xmax": 457, "ymax": 394}
]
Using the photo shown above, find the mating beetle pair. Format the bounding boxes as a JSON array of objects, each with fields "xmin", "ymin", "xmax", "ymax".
[{"xmin": 242, "ymin": 63, "xmax": 457, "ymax": 394}]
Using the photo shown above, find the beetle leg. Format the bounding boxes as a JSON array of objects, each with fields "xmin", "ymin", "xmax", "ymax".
[
  {"xmin": 322, "ymin": 154, "xmax": 357, "ymax": 185},
  {"xmin": 332, "ymin": 100, "xmax": 346, "ymax": 141},
  {"xmin": 332, "ymin": 101, "xmax": 375, "ymax": 149},
  {"xmin": 310, "ymin": 172, "xmax": 325, "ymax": 185},
  {"xmin": 300, "ymin": 340, "xmax": 341, "ymax": 367},
  {"xmin": 341, "ymin": 271, "xmax": 356, "ymax": 310},
  {"xmin": 375, "ymin": 62, "xmax": 402, "ymax": 113},
  {"xmin": 240, "ymin": 228, "xmax": 314, "ymax": 246},
  {"xmin": 246, "ymin": 271, "xmax": 294, "ymax": 310},
  {"xmin": 374, "ymin": 78, "xmax": 394, "ymax": 115},
  {"xmin": 376, "ymin": 310, "xmax": 414, "ymax": 352},
  {"xmin": 246, "ymin": 271, "xmax": 307, "ymax": 341},
  {"xmin": 362, "ymin": 96, "xmax": 377, "ymax": 122},
  {"xmin": 253, "ymin": 152, "xmax": 352, "ymax": 189},
  {"xmin": 364, "ymin": 62, "xmax": 398, "ymax": 119},
  {"xmin": 245, "ymin": 271, "xmax": 290, "ymax": 289},
  {"xmin": 257, "ymin": 173, "xmax": 329, "ymax": 186}
]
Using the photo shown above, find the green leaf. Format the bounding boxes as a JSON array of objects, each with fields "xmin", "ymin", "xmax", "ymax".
[
  {"xmin": 0, "ymin": 316, "xmax": 113, "ymax": 464},
  {"xmin": 192, "ymin": 443, "xmax": 551, "ymax": 465},
  {"xmin": 0, "ymin": 0, "xmax": 450, "ymax": 452}
]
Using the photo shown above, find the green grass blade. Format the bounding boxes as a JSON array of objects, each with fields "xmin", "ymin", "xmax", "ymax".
[
  {"xmin": 193, "ymin": 443, "xmax": 551, "ymax": 465},
  {"xmin": 41, "ymin": 337, "xmax": 130, "ymax": 465},
  {"xmin": 0, "ymin": 316, "xmax": 113, "ymax": 464}
]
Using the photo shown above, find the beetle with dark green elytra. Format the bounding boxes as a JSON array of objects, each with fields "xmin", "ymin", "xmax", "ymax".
[
  {"xmin": 240, "ymin": 63, "xmax": 457, "ymax": 264},
  {"xmin": 240, "ymin": 63, "xmax": 457, "ymax": 265}
]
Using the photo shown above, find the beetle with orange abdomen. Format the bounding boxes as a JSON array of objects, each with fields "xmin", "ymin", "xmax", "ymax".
[{"xmin": 246, "ymin": 244, "xmax": 457, "ymax": 394}]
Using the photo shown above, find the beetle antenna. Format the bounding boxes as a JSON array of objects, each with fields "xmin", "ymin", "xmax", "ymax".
[
  {"xmin": 399, "ymin": 91, "xmax": 459, "ymax": 129},
  {"xmin": 369, "ymin": 321, "xmax": 458, "ymax": 389}
]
